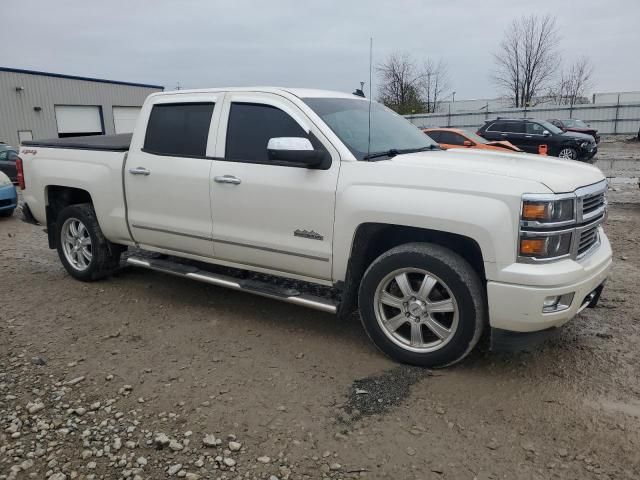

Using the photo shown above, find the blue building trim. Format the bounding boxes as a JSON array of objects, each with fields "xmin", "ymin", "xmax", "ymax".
[{"xmin": 0, "ymin": 67, "xmax": 164, "ymax": 90}]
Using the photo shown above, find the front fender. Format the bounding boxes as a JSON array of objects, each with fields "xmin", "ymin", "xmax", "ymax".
[{"xmin": 332, "ymin": 184, "xmax": 520, "ymax": 282}]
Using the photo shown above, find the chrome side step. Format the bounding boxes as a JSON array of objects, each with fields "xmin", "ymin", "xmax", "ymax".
[{"xmin": 126, "ymin": 256, "xmax": 338, "ymax": 314}]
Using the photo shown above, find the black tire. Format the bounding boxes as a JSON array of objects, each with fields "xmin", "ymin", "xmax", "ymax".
[
  {"xmin": 358, "ymin": 242, "xmax": 486, "ymax": 367},
  {"xmin": 55, "ymin": 203, "xmax": 122, "ymax": 281},
  {"xmin": 0, "ymin": 208, "xmax": 14, "ymax": 218}
]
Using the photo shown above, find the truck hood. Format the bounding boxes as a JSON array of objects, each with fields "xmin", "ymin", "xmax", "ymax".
[
  {"xmin": 389, "ymin": 149, "xmax": 605, "ymax": 193},
  {"xmin": 560, "ymin": 130, "xmax": 596, "ymax": 142}
]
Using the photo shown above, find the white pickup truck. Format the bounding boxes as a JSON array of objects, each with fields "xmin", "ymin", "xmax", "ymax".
[{"xmin": 18, "ymin": 87, "xmax": 612, "ymax": 366}]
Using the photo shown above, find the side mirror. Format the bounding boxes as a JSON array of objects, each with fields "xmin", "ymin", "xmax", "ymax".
[
  {"xmin": 267, "ymin": 137, "xmax": 328, "ymax": 168},
  {"xmin": 542, "ymin": 130, "xmax": 551, "ymax": 137},
  {"xmin": 463, "ymin": 140, "xmax": 473, "ymax": 147}
]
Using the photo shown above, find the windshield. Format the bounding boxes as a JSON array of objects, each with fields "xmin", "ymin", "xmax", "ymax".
[
  {"xmin": 303, "ymin": 97, "xmax": 437, "ymax": 160},
  {"xmin": 563, "ymin": 119, "xmax": 589, "ymax": 128},
  {"xmin": 537, "ymin": 120, "xmax": 563, "ymax": 135}
]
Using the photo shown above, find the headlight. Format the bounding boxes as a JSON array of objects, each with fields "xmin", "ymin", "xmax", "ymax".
[
  {"xmin": 519, "ymin": 232, "xmax": 573, "ymax": 259},
  {"xmin": 580, "ymin": 141, "xmax": 588, "ymax": 148},
  {"xmin": 521, "ymin": 198, "xmax": 575, "ymax": 224}
]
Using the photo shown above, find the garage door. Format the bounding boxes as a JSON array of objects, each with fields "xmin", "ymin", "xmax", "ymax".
[
  {"xmin": 113, "ymin": 106, "xmax": 142, "ymax": 134},
  {"xmin": 55, "ymin": 106, "xmax": 103, "ymax": 137}
]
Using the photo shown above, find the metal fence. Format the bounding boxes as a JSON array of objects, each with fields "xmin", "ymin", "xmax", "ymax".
[{"xmin": 405, "ymin": 101, "xmax": 640, "ymax": 135}]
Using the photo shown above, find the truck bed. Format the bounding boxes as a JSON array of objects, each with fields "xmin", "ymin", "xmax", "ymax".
[{"xmin": 22, "ymin": 133, "xmax": 132, "ymax": 152}]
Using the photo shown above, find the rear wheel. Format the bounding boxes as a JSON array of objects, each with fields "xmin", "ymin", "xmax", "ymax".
[
  {"xmin": 358, "ymin": 243, "xmax": 486, "ymax": 367},
  {"xmin": 56, "ymin": 203, "xmax": 122, "ymax": 281},
  {"xmin": 558, "ymin": 147, "xmax": 578, "ymax": 160}
]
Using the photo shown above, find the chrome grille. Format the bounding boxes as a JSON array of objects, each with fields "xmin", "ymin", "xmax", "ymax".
[
  {"xmin": 582, "ymin": 192, "xmax": 605, "ymax": 215},
  {"xmin": 577, "ymin": 181, "xmax": 607, "ymax": 223},
  {"xmin": 577, "ymin": 224, "xmax": 600, "ymax": 258}
]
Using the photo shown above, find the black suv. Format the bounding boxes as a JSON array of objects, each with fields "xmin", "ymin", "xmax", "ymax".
[{"xmin": 477, "ymin": 118, "xmax": 597, "ymax": 161}]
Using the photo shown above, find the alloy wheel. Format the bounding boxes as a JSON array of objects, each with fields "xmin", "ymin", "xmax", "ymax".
[{"xmin": 373, "ymin": 268, "xmax": 459, "ymax": 353}]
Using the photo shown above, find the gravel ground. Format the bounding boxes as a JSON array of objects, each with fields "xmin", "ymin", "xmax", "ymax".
[{"xmin": 1, "ymin": 140, "xmax": 640, "ymax": 480}]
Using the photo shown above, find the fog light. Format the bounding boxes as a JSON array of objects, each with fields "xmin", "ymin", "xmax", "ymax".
[{"xmin": 542, "ymin": 293, "xmax": 575, "ymax": 313}]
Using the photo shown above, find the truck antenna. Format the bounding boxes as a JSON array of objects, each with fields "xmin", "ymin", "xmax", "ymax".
[{"xmin": 367, "ymin": 37, "xmax": 373, "ymax": 159}]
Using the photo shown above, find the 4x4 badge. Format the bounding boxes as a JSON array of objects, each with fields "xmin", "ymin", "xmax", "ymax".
[{"xmin": 294, "ymin": 229, "xmax": 323, "ymax": 241}]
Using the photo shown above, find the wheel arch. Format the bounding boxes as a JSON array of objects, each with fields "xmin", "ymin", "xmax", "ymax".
[
  {"xmin": 45, "ymin": 185, "xmax": 93, "ymax": 248},
  {"xmin": 337, "ymin": 222, "xmax": 486, "ymax": 318}
]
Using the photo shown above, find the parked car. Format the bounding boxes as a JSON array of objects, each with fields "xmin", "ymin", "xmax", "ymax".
[
  {"xmin": 477, "ymin": 118, "xmax": 597, "ymax": 161},
  {"xmin": 424, "ymin": 127, "xmax": 522, "ymax": 153},
  {"xmin": 549, "ymin": 119, "xmax": 600, "ymax": 144},
  {"xmin": 18, "ymin": 87, "xmax": 611, "ymax": 367},
  {"xmin": 0, "ymin": 171, "xmax": 17, "ymax": 217},
  {"xmin": 0, "ymin": 148, "xmax": 19, "ymax": 183}
]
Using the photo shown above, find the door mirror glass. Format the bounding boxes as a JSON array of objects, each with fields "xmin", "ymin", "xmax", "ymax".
[{"xmin": 267, "ymin": 137, "xmax": 327, "ymax": 168}]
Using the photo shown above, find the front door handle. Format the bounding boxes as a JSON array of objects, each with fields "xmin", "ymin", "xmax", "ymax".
[
  {"xmin": 214, "ymin": 175, "xmax": 241, "ymax": 185},
  {"xmin": 129, "ymin": 167, "xmax": 151, "ymax": 176}
]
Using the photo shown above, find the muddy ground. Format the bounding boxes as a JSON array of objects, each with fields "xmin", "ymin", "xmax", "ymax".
[{"xmin": 1, "ymin": 140, "xmax": 639, "ymax": 480}]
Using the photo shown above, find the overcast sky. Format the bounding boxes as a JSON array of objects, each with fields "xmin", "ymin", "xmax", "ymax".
[{"xmin": 1, "ymin": 0, "xmax": 638, "ymax": 100}]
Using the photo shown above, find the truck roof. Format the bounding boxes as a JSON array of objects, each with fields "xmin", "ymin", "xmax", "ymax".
[{"xmin": 150, "ymin": 87, "xmax": 360, "ymax": 100}]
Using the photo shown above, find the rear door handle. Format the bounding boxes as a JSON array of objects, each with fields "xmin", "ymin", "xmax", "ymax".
[
  {"xmin": 214, "ymin": 175, "xmax": 241, "ymax": 185},
  {"xmin": 128, "ymin": 167, "xmax": 151, "ymax": 176}
]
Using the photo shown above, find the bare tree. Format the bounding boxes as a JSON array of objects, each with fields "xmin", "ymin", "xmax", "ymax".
[
  {"xmin": 548, "ymin": 57, "xmax": 594, "ymax": 106},
  {"xmin": 422, "ymin": 59, "xmax": 450, "ymax": 113},
  {"xmin": 493, "ymin": 14, "xmax": 560, "ymax": 107},
  {"xmin": 377, "ymin": 52, "xmax": 450, "ymax": 114},
  {"xmin": 376, "ymin": 52, "xmax": 425, "ymax": 115}
]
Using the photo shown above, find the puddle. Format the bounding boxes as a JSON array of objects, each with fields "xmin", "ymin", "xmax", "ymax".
[{"xmin": 340, "ymin": 366, "xmax": 430, "ymax": 424}]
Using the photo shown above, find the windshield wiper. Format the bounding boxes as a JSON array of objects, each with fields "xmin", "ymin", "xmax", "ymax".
[
  {"xmin": 362, "ymin": 145, "xmax": 440, "ymax": 161},
  {"xmin": 363, "ymin": 149, "xmax": 400, "ymax": 161}
]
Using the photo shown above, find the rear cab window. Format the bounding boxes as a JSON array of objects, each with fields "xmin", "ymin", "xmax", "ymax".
[{"xmin": 143, "ymin": 103, "xmax": 215, "ymax": 157}]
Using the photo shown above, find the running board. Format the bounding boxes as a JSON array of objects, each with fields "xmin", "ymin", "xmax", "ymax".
[{"xmin": 126, "ymin": 256, "xmax": 338, "ymax": 314}]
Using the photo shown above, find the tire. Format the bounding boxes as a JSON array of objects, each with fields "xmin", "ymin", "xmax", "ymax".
[
  {"xmin": 358, "ymin": 242, "xmax": 486, "ymax": 367},
  {"xmin": 557, "ymin": 147, "xmax": 578, "ymax": 160},
  {"xmin": 0, "ymin": 208, "xmax": 14, "ymax": 218},
  {"xmin": 55, "ymin": 203, "xmax": 122, "ymax": 281}
]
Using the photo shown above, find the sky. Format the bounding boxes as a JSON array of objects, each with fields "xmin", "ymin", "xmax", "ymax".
[{"xmin": 1, "ymin": 0, "xmax": 638, "ymax": 100}]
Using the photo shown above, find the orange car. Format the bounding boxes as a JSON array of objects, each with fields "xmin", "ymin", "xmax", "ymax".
[{"xmin": 423, "ymin": 128, "xmax": 522, "ymax": 153}]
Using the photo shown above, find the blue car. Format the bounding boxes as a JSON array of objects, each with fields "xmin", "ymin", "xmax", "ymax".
[{"xmin": 0, "ymin": 171, "xmax": 17, "ymax": 217}]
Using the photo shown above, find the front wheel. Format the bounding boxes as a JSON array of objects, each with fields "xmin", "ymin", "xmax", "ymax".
[
  {"xmin": 358, "ymin": 243, "xmax": 486, "ymax": 367},
  {"xmin": 56, "ymin": 203, "xmax": 122, "ymax": 281},
  {"xmin": 557, "ymin": 147, "xmax": 578, "ymax": 160}
]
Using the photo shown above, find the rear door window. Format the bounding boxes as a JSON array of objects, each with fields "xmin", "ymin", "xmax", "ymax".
[
  {"xmin": 503, "ymin": 122, "xmax": 525, "ymax": 133},
  {"xmin": 144, "ymin": 103, "xmax": 215, "ymax": 157},
  {"xmin": 440, "ymin": 132, "xmax": 465, "ymax": 145}
]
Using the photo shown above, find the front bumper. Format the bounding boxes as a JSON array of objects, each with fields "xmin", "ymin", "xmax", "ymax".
[
  {"xmin": 487, "ymin": 233, "xmax": 612, "ymax": 333},
  {"xmin": 580, "ymin": 145, "xmax": 597, "ymax": 160},
  {"xmin": 0, "ymin": 184, "xmax": 17, "ymax": 211}
]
